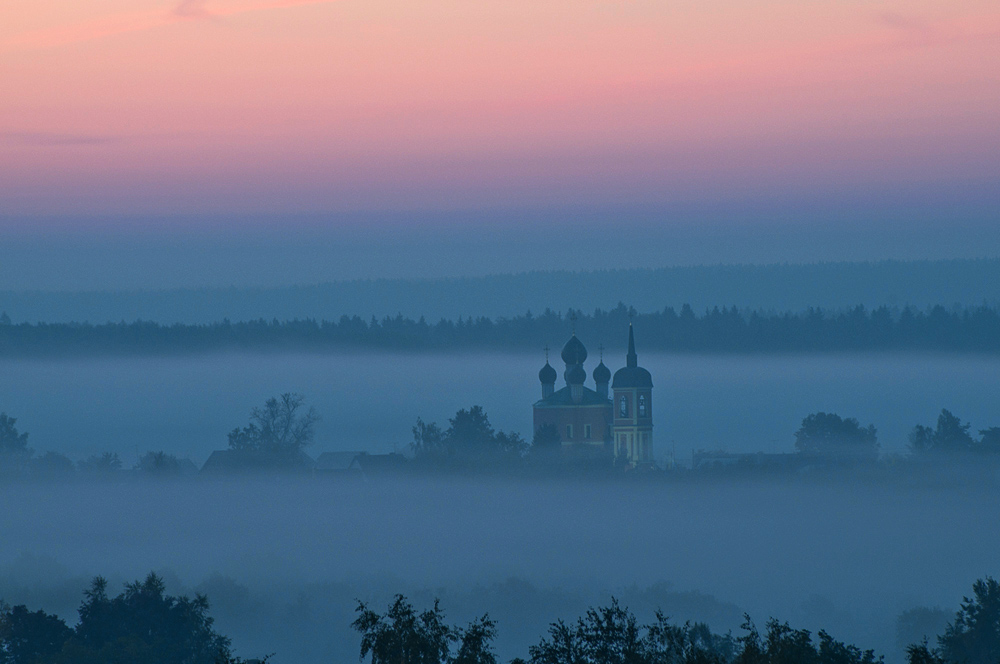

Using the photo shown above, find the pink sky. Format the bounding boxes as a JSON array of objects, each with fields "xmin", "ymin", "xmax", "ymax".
[{"xmin": 1, "ymin": 0, "xmax": 998, "ymax": 217}]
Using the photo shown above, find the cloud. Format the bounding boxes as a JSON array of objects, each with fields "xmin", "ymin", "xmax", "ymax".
[
  {"xmin": 0, "ymin": 132, "xmax": 120, "ymax": 147},
  {"xmin": 174, "ymin": 0, "xmax": 214, "ymax": 19},
  {"xmin": 2, "ymin": 0, "xmax": 339, "ymax": 53}
]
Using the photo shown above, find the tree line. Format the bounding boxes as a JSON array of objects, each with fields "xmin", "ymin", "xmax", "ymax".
[
  {"xmin": 4, "ymin": 303, "xmax": 1000, "ymax": 356},
  {"xmin": 4, "ymin": 399, "xmax": 1000, "ymax": 480},
  {"xmin": 4, "ymin": 574, "xmax": 1000, "ymax": 664}
]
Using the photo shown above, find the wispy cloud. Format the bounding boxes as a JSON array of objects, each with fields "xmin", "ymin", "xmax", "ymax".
[
  {"xmin": 0, "ymin": 131, "xmax": 120, "ymax": 147},
  {"xmin": 174, "ymin": 0, "xmax": 214, "ymax": 19},
  {"xmin": 3, "ymin": 0, "xmax": 338, "ymax": 52}
]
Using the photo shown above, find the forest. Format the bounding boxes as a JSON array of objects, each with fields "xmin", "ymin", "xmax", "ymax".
[{"xmin": 3, "ymin": 303, "xmax": 1000, "ymax": 356}]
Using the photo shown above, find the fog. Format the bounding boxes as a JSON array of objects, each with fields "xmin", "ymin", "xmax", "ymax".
[
  {"xmin": 0, "ymin": 475, "xmax": 994, "ymax": 663},
  {"xmin": 2, "ymin": 351, "xmax": 999, "ymax": 463}
]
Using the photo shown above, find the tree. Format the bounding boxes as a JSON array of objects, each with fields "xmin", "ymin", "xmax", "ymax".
[
  {"xmin": 30, "ymin": 451, "xmax": 75, "ymax": 479},
  {"xmin": 938, "ymin": 577, "xmax": 1000, "ymax": 664},
  {"xmin": 446, "ymin": 406, "xmax": 496, "ymax": 457},
  {"xmin": 136, "ymin": 451, "xmax": 182, "ymax": 476},
  {"xmin": 0, "ymin": 413, "xmax": 31, "ymax": 477},
  {"xmin": 909, "ymin": 410, "xmax": 977, "ymax": 455},
  {"xmin": 410, "ymin": 407, "xmax": 526, "ymax": 468},
  {"xmin": 353, "ymin": 595, "xmax": 454, "ymax": 664},
  {"xmin": 896, "ymin": 608, "xmax": 951, "ymax": 656},
  {"xmin": 794, "ymin": 413, "xmax": 878, "ymax": 462},
  {"xmin": 494, "ymin": 431, "xmax": 528, "ymax": 459},
  {"xmin": 453, "ymin": 616, "xmax": 498, "ymax": 664},
  {"xmin": 227, "ymin": 393, "xmax": 319, "ymax": 456},
  {"xmin": 0, "ymin": 602, "xmax": 73, "ymax": 664},
  {"xmin": 0, "ymin": 413, "xmax": 30, "ymax": 455},
  {"xmin": 61, "ymin": 573, "xmax": 232, "ymax": 664},
  {"xmin": 1, "ymin": 574, "xmax": 240, "ymax": 664},
  {"xmin": 412, "ymin": 418, "xmax": 446, "ymax": 458},
  {"xmin": 977, "ymin": 427, "xmax": 1000, "ymax": 455},
  {"xmin": 733, "ymin": 617, "xmax": 882, "ymax": 664},
  {"xmin": 529, "ymin": 599, "xmax": 734, "ymax": 664},
  {"xmin": 532, "ymin": 424, "xmax": 561, "ymax": 452},
  {"xmin": 905, "ymin": 641, "xmax": 945, "ymax": 664},
  {"xmin": 77, "ymin": 452, "xmax": 123, "ymax": 474}
]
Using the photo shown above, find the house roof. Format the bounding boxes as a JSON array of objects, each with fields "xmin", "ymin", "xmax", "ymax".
[
  {"xmin": 200, "ymin": 449, "xmax": 316, "ymax": 474},
  {"xmin": 315, "ymin": 451, "xmax": 364, "ymax": 471}
]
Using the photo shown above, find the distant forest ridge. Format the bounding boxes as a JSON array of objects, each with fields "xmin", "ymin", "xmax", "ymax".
[
  {"xmin": 2, "ymin": 257, "xmax": 999, "ymax": 324},
  {"xmin": 3, "ymin": 302, "xmax": 1000, "ymax": 356}
]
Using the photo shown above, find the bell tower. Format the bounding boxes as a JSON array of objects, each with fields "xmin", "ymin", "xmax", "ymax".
[{"xmin": 611, "ymin": 323, "xmax": 653, "ymax": 467}]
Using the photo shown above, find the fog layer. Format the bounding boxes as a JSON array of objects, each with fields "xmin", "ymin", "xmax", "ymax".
[
  {"xmin": 0, "ymin": 477, "xmax": 994, "ymax": 663},
  {"xmin": 2, "ymin": 352, "xmax": 998, "ymax": 462}
]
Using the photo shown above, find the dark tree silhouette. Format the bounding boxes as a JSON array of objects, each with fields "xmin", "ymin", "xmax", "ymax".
[
  {"xmin": 529, "ymin": 599, "xmax": 734, "ymax": 664},
  {"xmin": 979, "ymin": 427, "xmax": 1000, "ymax": 455},
  {"xmin": 227, "ymin": 393, "xmax": 319, "ymax": 455},
  {"xmin": 453, "ymin": 616, "xmax": 498, "ymax": 664},
  {"xmin": 909, "ymin": 410, "xmax": 977, "ymax": 455},
  {"xmin": 0, "ymin": 413, "xmax": 31, "ymax": 477},
  {"xmin": 532, "ymin": 424, "xmax": 561, "ymax": 451},
  {"xmin": 412, "ymin": 418, "xmax": 446, "ymax": 459},
  {"xmin": 938, "ymin": 577, "xmax": 1000, "ymax": 664},
  {"xmin": 794, "ymin": 413, "xmax": 878, "ymax": 462},
  {"xmin": 0, "ymin": 574, "xmax": 244, "ymax": 664},
  {"xmin": 905, "ymin": 641, "xmax": 946, "ymax": 664},
  {"xmin": 30, "ymin": 451, "xmax": 74, "ymax": 478},
  {"xmin": 353, "ymin": 595, "xmax": 454, "ymax": 664},
  {"xmin": 446, "ymin": 406, "xmax": 496, "ymax": 456},
  {"xmin": 411, "ymin": 406, "xmax": 526, "ymax": 468},
  {"xmin": 59, "ymin": 573, "xmax": 232, "ymax": 664},
  {"xmin": 136, "ymin": 450, "xmax": 183, "ymax": 476},
  {"xmin": 734, "ymin": 617, "xmax": 882, "ymax": 664},
  {"xmin": 0, "ymin": 413, "xmax": 29, "ymax": 455},
  {"xmin": 352, "ymin": 596, "xmax": 500, "ymax": 664},
  {"xmin": 0, "ymin": 602, "xmax": 73, "ymax": 664},
  {"xmin": 77, "ymin": 452, "xmax": 123, "ymax": 474}
]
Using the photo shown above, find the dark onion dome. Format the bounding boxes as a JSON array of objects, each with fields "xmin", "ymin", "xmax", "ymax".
[
  {"xmin": 561, "ymin": 335, "xmax": 588, "ymax": 365},
  {"xmin": 593, "ymin": 361, "xmax": 611, "ymax": 384},
  {"xmin": 612, "ymin": 365, "xmax": 653, "ymax": 388},
  {"xmin": 538, "ymin": 361, "xmax": 557, "ymax": 384},
  {"xmin": 612, "ymin": 324, "xmax": 653, "ymax": 388},
  {"xmin": 565, "ymin": 363, "xmax": 587, "ymax": 385}
]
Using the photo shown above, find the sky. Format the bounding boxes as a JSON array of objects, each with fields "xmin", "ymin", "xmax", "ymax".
[{"xmin": 1, "ymin": 0, "xmax": 999, "ymax": 287}]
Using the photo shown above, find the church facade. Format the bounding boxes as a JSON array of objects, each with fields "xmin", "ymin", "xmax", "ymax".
[{"xmin": 532, "ymin": 324, "xmax": 654, "ymax": 467}]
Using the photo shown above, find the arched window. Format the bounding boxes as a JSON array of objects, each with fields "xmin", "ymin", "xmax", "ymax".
[
  {"xmin": 638, "ymin": 394, "xmax": 647, "ymax": 417},
  {"xmin": 619, "ymin": 395, "xmax": 628, "ymax": 418}
]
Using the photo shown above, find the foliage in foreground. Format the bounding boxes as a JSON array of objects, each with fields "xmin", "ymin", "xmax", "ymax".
[
  {"xmin": 353, "ymin": 595, "xmax": 882, "ymax": 664},
  {"xmin": 0, "ymin": 573, "xmax": 244, "ymax": 664}
]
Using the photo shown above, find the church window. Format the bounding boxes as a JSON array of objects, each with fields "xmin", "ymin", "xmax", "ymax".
[
  {"xmin": 639, "ymin": 394, "xmax": 647, "ymax": 417},
  {"xmin": 566, "ymin": 424, "xmax": 573, "ymax": 440},
  {"xmin": 619, "ymin": 395, "xmax": 628, "ymax": 418},
  {"xmin": 584, "ymin": 424, "xmax": 592, "ymax": 439}
]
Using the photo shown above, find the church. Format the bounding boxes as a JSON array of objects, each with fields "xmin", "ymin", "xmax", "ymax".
[{"xmin": 533, "ymin": 324, "xmax": 654, "ymax": 467}]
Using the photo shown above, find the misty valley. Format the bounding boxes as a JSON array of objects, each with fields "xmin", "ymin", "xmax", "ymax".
[{"xmin": 3, "ymin": 346, "xmax": 1000, "ymax": 663}]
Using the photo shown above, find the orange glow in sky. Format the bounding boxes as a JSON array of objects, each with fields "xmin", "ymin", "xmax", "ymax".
[{"xmin": 2, "ymin": 0, "xmax": 998, "ymax": 216}]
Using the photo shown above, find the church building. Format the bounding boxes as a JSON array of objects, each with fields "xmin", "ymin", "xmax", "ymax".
[{"xmin": 533, "ymin": 324, "xmax": 654, "ymax": 467}]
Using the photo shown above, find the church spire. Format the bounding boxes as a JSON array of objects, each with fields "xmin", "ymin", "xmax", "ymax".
[{"xmin": 626, "ymin": 323, "xmax": 637, "ymax": 368}]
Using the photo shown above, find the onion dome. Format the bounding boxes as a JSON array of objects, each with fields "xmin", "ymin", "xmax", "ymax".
[
  {"xmin": 593, "ymin": 361, "xmax": 611, "ymax": 384},
  {"xmin": 561, "ymin": 335, "xmax": 588, "ymax": 365},
  {"xmin": 539, "ymin": 361, "xmax": 557, "ymax": 384},
  {"xmin": 566, "ymin": 363, "xmax": 587, "ymax": 385},
  {"xmin": 612, "ymin": 365, "xmax": 653, "ymax": 388}
]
